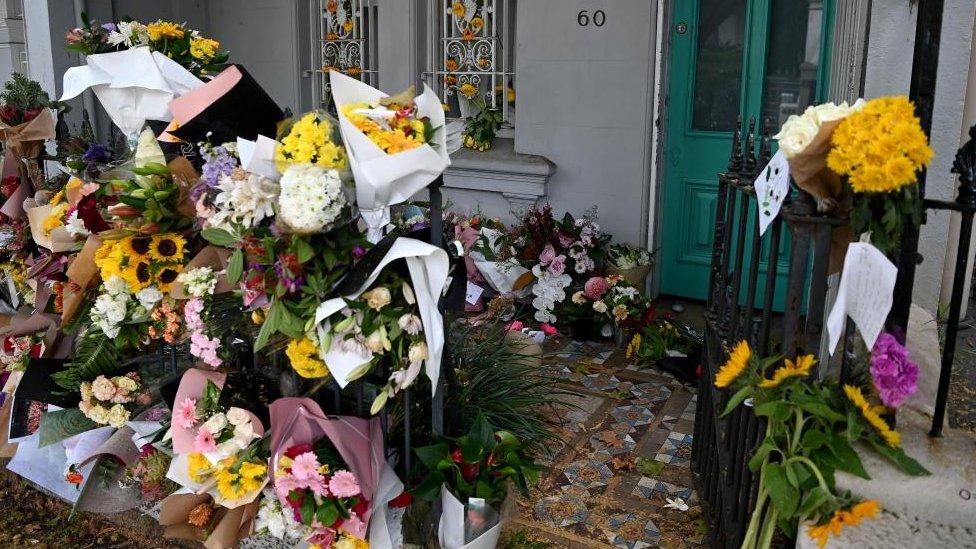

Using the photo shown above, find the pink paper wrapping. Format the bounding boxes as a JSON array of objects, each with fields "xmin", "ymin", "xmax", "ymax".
[
  {"xmin": 456, "ymin": 226, "xmax": 487, "ymax": 312},
  {"xmin": 160, "ymin": 66, "xmax": 243, "ymax": 143},
  {"xmin": 268, "ymin": 397, "xmax": 385, "ymax": 525},
  {"xmin": 171, "ymin": 369, "xmax": 265, "ymax": 455}
]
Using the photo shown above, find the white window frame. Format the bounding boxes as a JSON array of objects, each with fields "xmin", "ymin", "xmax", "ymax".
[
  {"xmin": 422, "ymin": 0, "xmax": 516, "ymax": 136},
  {"xmin": 314, "ymin": 0, "xmax": 380, "ymax": 110}
]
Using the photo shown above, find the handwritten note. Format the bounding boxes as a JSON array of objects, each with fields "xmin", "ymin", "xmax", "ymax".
[
  {"xmin": 466, "ymin": 281, "xmax": 485, "ymax": 305},
  {"xmin": 826, "ymin": 243, "xmax": 898, "ymax": 354},
  {"xmin": 754, "ymin": 150, "xmax": 791, "ymax": 236}
]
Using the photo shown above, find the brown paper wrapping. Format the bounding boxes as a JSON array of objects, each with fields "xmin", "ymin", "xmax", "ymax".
[
  {"xmin": 62, "ymin": 235, "xmax": 102, "ymax": 326},
  {"xmin": 169, "ymin": 155, "xmax": 201, "ymax": 220},
  {"xmin": 785, "ymin": 120, "xmax": 853, "ymax": 273},
  {"xmin": 169, "ymin": 245, "xmax": 235, "ymax": 299},
  {"xmin": 0, "ymin": 397, "xmax": 17, "ymax": 458},
  {"xmin": 0, "ymin": 110, "xmax": 56, "ymax": 160},
  {"xmin": 503, "ymin": 330, "xmax": 542, "ymax": 367},
  {"xmin": 159, "ymin": 492, "xmax": 259, "ymax": 549},
  {"xmin": 0, "ymin": 309, "xmax": 72, "ymax": 359},
  {"xmin": 24, "ymin": 196, "xmax": 80, "ymax": 253}
]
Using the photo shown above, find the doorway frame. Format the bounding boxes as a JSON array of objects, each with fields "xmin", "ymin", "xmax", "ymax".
[{"xmin": 650, "ymin": 0, "xmax": 838, "ymax": 301}]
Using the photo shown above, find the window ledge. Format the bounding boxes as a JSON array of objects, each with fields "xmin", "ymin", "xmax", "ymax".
[{"xmin": 443, "ymin": 138, "xmax": 556, "ymax": 210}]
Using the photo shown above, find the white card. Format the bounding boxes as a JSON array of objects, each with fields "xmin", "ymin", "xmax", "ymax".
[
  {"xmin": 826, "ymin": 243, "xmax": 898, "ymax": 355},
  {"xmin": 754, "ymin": 150, "xmax": 791, "ymax": 236},
  {"xmin": 465, "ymin": 281, "xmax": 484, "ymax": 305}
]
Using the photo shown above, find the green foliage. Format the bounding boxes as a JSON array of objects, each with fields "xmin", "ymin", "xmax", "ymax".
[
  {"xmin": 411, "ymin": 414, "xmax": 541, "ymax": 507},
  {"xmin": 0, "ymin": 73, "xmax": 65, "ymax": 114},
  {"xmin": 850, "ymin": 185, "xmax": 921, "ymax": 256},
  {"xmin": 52, "ymin": 326, "xmax": 122, "ymax": 392},
  {"xmin": 449, "ymin": 322, "xmax": 577, "ymax": 453},
  {"xmin": 462, "ymin": 97, "xmax": 503, "ymax": 151}
]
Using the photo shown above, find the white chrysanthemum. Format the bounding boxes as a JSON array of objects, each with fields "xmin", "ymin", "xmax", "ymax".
[
  {"xmin": 107, "ymin": 21, "xmax": 149, "ymax": 47},
  {"xmin": 212, "ymin": 172, "xmax": 279, "ymax": 230},
  {"xmin": 277, "ymin": 164, "xmax": 346, "ymax": 234}
]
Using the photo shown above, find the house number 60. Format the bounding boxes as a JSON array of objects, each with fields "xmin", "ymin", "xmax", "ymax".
[{"xmin": 577, "ymin": 10, "xmax": 606, "ymax": 27}]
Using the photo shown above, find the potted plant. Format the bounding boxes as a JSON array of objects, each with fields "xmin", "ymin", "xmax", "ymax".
[
  {"xmin": 411, "ymin": 414, "xmax": 541, "ymax": 548},
  {"xmin": 606, "ymin": 244, "xmax": 653, "ymax": 287}
]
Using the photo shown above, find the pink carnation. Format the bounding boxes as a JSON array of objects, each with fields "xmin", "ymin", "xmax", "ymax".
[
  {"xmin": 584, "ymin": 276, "xmax": 609, "ymax": 300},
  {"xmin": 506, "ymin": 320, "xmax": 524, "ymax": 332},
  {"xmin": 328, "ymin": 470, "xmax": 361, "ymax": 498},
  {"xmin": 549, "ymin": 254, "xmax": 567, "ymax": 276},
  {"xmin": 870, "ymin": 333, "xmax": 919, "ymax": 408},
  {"xmin": 540, "ymin": 323, "xmax": 558, "ymax": 336},
  {"xmin": 538, "ymin": 244, "xmax": 556, "ymax": 266},
  {"xmin": 193, "ymin": 426, "xmax": 217, "ymax": 453}
]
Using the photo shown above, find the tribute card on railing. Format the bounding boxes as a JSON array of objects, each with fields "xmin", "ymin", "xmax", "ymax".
[
  {"xmin": 826, "ymin": 242, "xmax": 897, "ymax": 354},
  {"xmin": 754, "ymin": 150, "xmax": 790, "ymax": 236}
]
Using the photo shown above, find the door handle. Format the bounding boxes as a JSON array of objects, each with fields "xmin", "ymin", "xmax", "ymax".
[{"xmin": 675, "ymin": 22, "xmax": 688, "ymax": 34}]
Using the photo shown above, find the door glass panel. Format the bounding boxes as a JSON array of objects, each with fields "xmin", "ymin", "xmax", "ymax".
[
  {"xmin": 762, "ymin": 0, "xmax": 824, "ymax": 128},
  {"xmin": 691, "ymin": 0, "xmax": 748, "ymax": 132}
]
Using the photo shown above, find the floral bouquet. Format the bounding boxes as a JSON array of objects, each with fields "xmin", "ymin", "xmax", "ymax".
[
  {"xmin": 122, "ymin": 442, "xmax": 178, "ymax": 503},
  {"xmin": 167, "ymin": 369, "xmax": 267, "ymax": 508},
  {"xmin": 61, "ymin": 23, "xmax": 205, "ymax": 137},
  {"xmin": 606, "ymin": 243, "xmax": 653, "ymax": 286},
  {"xmin": 158, "ymin": 491, "xmax": 260, "ymax": 548},
  {"xmin": 310, "ymin": 273, "xmax": 429, "ymax": 413},
  {"xmin": 269, "ymin": 397, "xmax": 398, "ymax": 547},
  {"xmin": 713, "ymin": 340, "xmax": 928, "ymax": 549},
  {"xmin": 564, "ymin": 275, "xmax": 645, "ymax": 339},
  {"xmin": 0, "ymin": 73, "xmax": 61, "ymax": 191},
  {"xmin": 271, "ymin": 437, "xmax": 370, "ymax": 547},
  {"xmin": 78, "ymin": 372, "xmax": 152, "ymax": 428},
  {"xmin": 65, "ymin": 15, "xmax": 226, "ymax": 76},
  {"xmin": 330, "ymin": 71, "xmax": 450, "ymax": 242},
  {"xmin": 412, "ymin": 414, "xmax": 541, "ymax": 549}
]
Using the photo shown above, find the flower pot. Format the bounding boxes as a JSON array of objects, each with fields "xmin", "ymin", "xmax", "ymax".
[{"xmin": 606, "ymin": 264, "xmax": 650, "ymax": 288}]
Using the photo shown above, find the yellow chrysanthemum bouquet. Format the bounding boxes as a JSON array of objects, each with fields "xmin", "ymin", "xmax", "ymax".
[
  {"xmin": 714, "ymin": 340, "xmax": 928, "ymax": 549},
  {"xmin": 774, "ymin": 96, "xmax": 933, "ymax": 255}
]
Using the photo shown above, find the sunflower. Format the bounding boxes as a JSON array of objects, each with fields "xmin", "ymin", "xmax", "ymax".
[
  {"xmin": 155, "ymin": 266, "xmax": 182, "ymax": 293},
  {"xmin": 844, "ymin": 385, "xmax": 901, "ymax": 447},
  {"xmin": 124, "ymin": 236, "xmax": 153, "ymax": 257},
  {"xmin": 807, "ymin": 500, "xmax": 880, "ymax": 548},
  {"xmin": 759, "ymin": 354, "xmax": 816, "ymax": 389},
  {"xmin": 122, "ymin": 261, "xmax": 153, "ymax": 292},
  {"xmin": 150, "ymin": 234, "xmax": 186, "ymax": 262},
  {"xmin": 714, "ymin": 340, "xmax": 751, "ymax": 388}
]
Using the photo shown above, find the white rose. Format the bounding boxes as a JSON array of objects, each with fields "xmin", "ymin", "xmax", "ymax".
[
  {"xmin": 88, "ymin": 404, "xmax": 110, "ymax": 425},
  {"xmin": 593, "ymin": 300, "xmax": 608, "ymax": 314},
  {"xmin": 773, "ymin": 114, "xmax": 819, "ymax": 159},
  {"xmin": 362, "ymin": 287, "xmax": 392, "ymax": 311},
  {"xmin": 233, "ymin": 421, "xmax": 255, "ymax": 442},
  {"xmin": 810, "ymin": 101, "xmax": 854, "ymax": 124},
  {"xmin": 203, "ymin": 412, "xmax": 227, "ymax": 433},
  {"xmin": 572, "ymin": 291, "xmax": 587, "ymax": 304},
  {"xmin": 226, "ymin": 407, "xmax": 250, "ymax": 426}
]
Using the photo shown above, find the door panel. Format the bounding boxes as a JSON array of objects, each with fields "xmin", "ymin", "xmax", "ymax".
[{"xmin": 659, "ymin": 0, "xmax": 832, "ymax": 301}]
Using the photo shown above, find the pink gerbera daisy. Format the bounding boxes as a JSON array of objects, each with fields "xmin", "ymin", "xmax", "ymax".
[
  {"xmin": 173, "ymin": 397, "xmax": 198, "ymax": 429},
  {"xmin": 289, "ymin": 451, "xmax": 321, "ymax": 481},
  {"xmin": 328, "ymin": 470, "xmax": 361, "ymax": 498},
  {"xmin": 193, "ymin": 426, "xmax": 217, "ymax": 453}
]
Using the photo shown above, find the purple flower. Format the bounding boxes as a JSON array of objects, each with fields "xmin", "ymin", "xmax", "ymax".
[
  {"xmin": 100, "ymin": 22, "xmax": 118, "ymax": 33},
  {"xmin": 870, "ymin": 333, "xmax": 919, "ymax": 408},
  {"xmin": 192, "ymin": 145, "xmax": 237, "ymax": 201},
  {"xmin": 352, "ymin": 245, "xmax": 367, "ymax": 260},
  {"xmin": 273, "ymin": 262, "xmax": 304, "ymax": 294},
  {"xmin": 82, "ymin": 143, "xmax": 112, "ymax": 164}
]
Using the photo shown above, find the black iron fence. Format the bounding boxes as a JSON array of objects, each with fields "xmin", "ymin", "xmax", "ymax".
[{"xmin": 692, "ymin": 115, "xmax": 976, "ymax": 546}]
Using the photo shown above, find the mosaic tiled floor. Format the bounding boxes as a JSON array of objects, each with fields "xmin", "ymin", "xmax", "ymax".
[{"xmin": 511, "ymin": 340, "xmax": 707, "ymax": 548}]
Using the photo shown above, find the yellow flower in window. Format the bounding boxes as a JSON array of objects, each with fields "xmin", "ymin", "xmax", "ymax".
[
  {"xmin": 758, "ymin": 354, "xmax": 816, "ymax": 389},
  {"xmin": 714, "ymin": 340, "xmax": 751, "ymax": 388},
  {"xmin": 459, "ymin": 83, "xmax": 478, "ymax": 99},
  {"xmin": 471, "ymin": 16, "xmax": 484, "ymax": 30},
  {"xmin": 452, "ymin": 1, "xmax": 466, "ymax": 19},
  {"xmin": 189, "ymin": 37, "xmax": 219, "ymax": 60},
  {"xmin": 327, "ymin": 0, "xmax": 338, "ymax": 12},
  {"xmin": 147, "ymin": 21, "xmax": 185, "ymax": 41},
  {"xmin": 343, "ymin": 20, "xmax": 354, "ymax": 33}
]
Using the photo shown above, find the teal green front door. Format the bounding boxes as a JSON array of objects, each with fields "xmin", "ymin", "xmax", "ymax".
[{"xmin": 659, "ymin": 0, "xmax": 834, "ymax": 299}]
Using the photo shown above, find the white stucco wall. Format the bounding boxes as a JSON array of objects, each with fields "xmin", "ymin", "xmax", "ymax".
[
  {"xmin": 514, "ymin": 0, "xmax": 658, "ymax": 247},
  {"xmin": 863, "ymin": 0, "xmax": 976, "ymax": 314}
]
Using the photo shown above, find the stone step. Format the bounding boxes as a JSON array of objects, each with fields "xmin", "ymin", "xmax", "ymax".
[{"xmin": 796, "ymin": 408, "xmax": 976, "ymax": 548}]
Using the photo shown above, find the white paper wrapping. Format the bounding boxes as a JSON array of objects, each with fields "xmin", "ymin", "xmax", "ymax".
[
  {"xmin": 438, "ymin": 485, "xmax": 503, "ymax": 549},
  {"xmin": 60, "ymin": 47, "xmax": 203, "ymax": 136},
  {"xmin": 314, "ymin": 238, "xmax": 449, "ymax": 394},
  {"xmin": 237, "ymin": 135, "xmax": 280, "ymax": 181},
  {"xmin": 368, "ymin": 460, "xmax": 405, "ymax": 548},
  {"xmin": 329, "ymin": 72, "xmax": 450, "ymax": 242}
]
